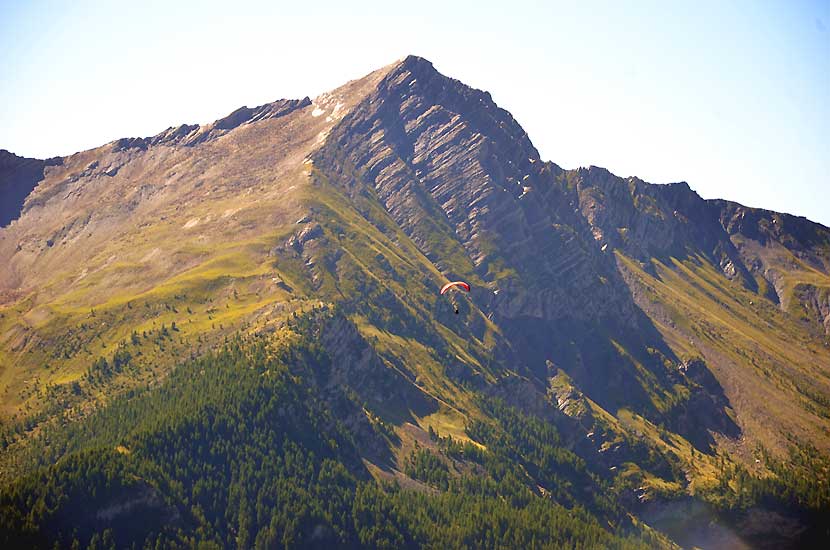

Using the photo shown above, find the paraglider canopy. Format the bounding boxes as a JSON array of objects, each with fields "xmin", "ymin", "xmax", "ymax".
[
  {"xmin": 440, "ymin": 281, "xmax": 470, "ymax": 315},
  {"xmin": 440, "ymin": 281, "xmax": 470, "ymax": 295}
]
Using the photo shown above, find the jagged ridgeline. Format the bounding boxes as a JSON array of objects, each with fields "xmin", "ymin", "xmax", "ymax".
[{"xmin": 1, "ymin": 56, "xmax": 829, "ymax": 548}]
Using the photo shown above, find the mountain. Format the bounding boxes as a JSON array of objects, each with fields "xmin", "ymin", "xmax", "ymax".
[{"xmin": 1, "ymin": 56, "xmax": 828, "ymax": 549}]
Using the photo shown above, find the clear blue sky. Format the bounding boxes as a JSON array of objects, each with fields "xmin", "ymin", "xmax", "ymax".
[{"xmin": 2, "ymin": 0, "xmax": 828, "ymax": 225}]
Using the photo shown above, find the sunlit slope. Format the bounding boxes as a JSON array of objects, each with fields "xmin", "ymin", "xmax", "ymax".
[
  {"xmin": 284, "ymin": 170, "xmax": 510, "ymax": 435},
  {"xmin": 573, "ymin": 163, "xmax": 830, "ymax": 454},
  {"xmin": 0, "ymin": 65, "xmax": 393, "ymax": 416},
  {"xmin": 618, "ymin": 251, "xmax": 830, "ymax": 453},
  {"xmin": 720, "ymin": 203, "xmax": 830, "ymax": 337},
  {"xmin": 0, "ymin": 56, "xmax": 504, "ymax": 459}
]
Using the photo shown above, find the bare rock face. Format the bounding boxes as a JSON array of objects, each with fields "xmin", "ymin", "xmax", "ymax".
[
  {"xmin": 285, "ymin": 222, "xmax": 324, "ymax": 254},
  {"xmin": 314, "ymin": 56, "xmax": 637, "ymax": 328},
  {"xmin": 310, "ymin": 56, "xmax": 756, "ymax": 431},
  {"xmin": 0, "ymin": 150, "xmax": 61, "ymax": 227},
  {"xmin": 793, "ymin": 283, "xmax": 830, "ymax": 335},
  {"xmin": 717, "ymin": 201, "xmax": 830, "ymax": 270},
  {"xmin": 715, "ymin": 201, "xmax": 830, "ymax": 326},
  {"xmin": 575, "ymin": 167, "xmax": 756, "ymax": 288}
]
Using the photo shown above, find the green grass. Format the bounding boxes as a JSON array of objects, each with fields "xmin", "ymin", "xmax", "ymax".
[{"xmin": 616, "ymin": 251, "xmax": 830, "ymax": 456}]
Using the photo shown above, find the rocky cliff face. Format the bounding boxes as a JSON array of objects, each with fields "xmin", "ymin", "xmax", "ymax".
[
  {"xmin": 0, "ymin": 150, "xmax": 61, "ymax": 228},
  {"xmin": 309, "ymin": 57, "xmax": 830, "ymax": 461},
  {"xmin": 311, "ymin": 58, "xmax": 742, "ymax": 432},
  {"xmin": 716, "ymin": 201, "xmax": 830, "ymax": 321},
  {"xmin": 313, "ymin": 57, "xmax": 640, "ymax": 331},
  {"xmin": 575, "ymin": 168, "xmax": 754, "ymax": 286}
]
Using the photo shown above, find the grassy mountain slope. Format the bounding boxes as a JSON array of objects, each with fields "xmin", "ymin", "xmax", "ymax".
[{"xmin": 1, "ymin": 56, "xmax": 829, "ymax": 548}]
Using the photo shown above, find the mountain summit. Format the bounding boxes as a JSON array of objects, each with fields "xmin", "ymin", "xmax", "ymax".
[{"xmin": 2, "ymin": 56, "xmax": 829, "ymax": 549}]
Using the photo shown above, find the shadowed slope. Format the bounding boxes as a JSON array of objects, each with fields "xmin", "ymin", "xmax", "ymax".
[
  {"xmin": 312, "ymin": 56, "xmax": 744, "ymax": 452},
  {"xmin": 0, "ymin": 150, "xmax": 61, "ymax": 229}
]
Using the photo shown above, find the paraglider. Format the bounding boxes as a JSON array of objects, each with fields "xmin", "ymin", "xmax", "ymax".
[{"xmin": 440, "ymin": 281, "xmax": 470, "ymax": 314}]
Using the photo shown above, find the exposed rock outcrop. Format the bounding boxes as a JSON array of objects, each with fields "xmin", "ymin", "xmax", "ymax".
[
  {"xmin": 0, "ymin": 149, "xmax": 61, "ymax": 227},
  {"xmin": 111, "ymin": 97, "xmax": 312, "ymax": 151},
  {"xmin": 311, "ymin": 56, "xmax": 752, "ymax": 438},
  {"xmin": 314, "ymin": 56, "xmax": 638, "ymax": 328},
  {"xmin": 576, "ymin": 167, "xmax": 755, "ymax": 288},
  {"xmin": 793, "ymin": 283, "xmax": 830, "ymax": 335}
]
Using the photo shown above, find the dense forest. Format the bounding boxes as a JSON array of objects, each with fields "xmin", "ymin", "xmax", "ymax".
[
  {"xmin": 0, "ymin": 318, "xmax": 661, "ymax": 549},
  {"xmin": 1, "ymin": 311, "xmax": 828, "ymax": 549}
]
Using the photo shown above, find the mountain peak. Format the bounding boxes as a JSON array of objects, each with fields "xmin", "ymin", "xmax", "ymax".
[
  {"xmin": 396, "ymin": 54, "xmax": 437, "ymax": 74},
  {"xmin": 3, "ymin": 55, "xmax": 830, "ymax": 549}
]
